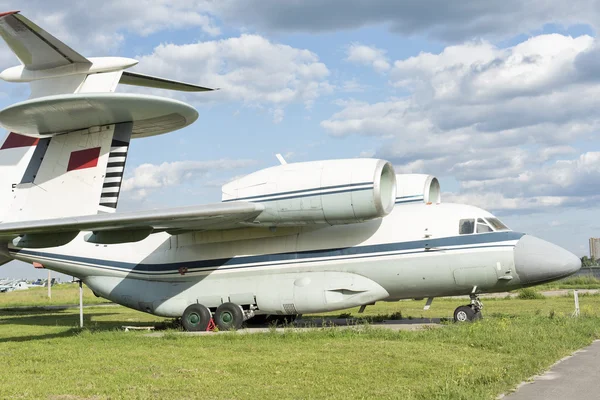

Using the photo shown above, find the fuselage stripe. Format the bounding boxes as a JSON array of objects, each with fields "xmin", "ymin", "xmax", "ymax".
[
  {"xmin": 12, "ymin": 232, "xmax": 524, "ymax": 276},
  {"xmin": 223, "ymin": 182, "xmax": 373, "ymax": 203},
  {"xmin": 12, "ymin": 243, "xmax": 516, "ymax": 277}
]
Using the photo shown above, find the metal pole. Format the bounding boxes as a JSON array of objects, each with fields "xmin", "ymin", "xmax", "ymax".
[
  {"xmin": 47, "ymin": 270, "xmax": 51, "ymax": 299},
  {"xmin": 79, "ymin": 280, "xmax": 83, "ymax": 328}
]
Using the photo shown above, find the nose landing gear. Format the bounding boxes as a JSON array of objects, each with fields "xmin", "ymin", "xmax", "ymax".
[{"xmin": 453, "ymin": 294, "xmax": 483, "ymax": 323}]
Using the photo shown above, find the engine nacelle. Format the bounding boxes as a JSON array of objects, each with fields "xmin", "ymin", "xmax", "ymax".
[
  {"xmin": 395, "ymin": 174, "xmax": 441, "ymax": 205},
  {"xmin": 222, "ymin": 159, "xmax": 397, "ymax": 225}
]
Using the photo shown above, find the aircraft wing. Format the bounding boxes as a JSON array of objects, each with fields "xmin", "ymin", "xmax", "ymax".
[
  {"xmin": 0, "ymin": 11, "xmax": 91, "ymax": 70},
  {"xmin": 0, "ymin": 202, "xmax": 265, "ymax": 245}
]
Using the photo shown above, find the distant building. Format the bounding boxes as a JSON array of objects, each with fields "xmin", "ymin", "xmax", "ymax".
[{"xmin": 590, "ymin": 238, "xmax": 600, "ymax": 260}]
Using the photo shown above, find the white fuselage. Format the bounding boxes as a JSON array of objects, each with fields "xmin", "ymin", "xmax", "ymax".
[{"xmin": 7, "ymin": 203, "xmax": 575, "ymax": 317}]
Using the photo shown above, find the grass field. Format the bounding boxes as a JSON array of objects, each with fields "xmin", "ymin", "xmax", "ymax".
[
  {"xmin": 1, "ymin": 293, "xmax": 600, "ymax": 399},
  {"xmin": 0, "ymin": 284, "xmax": 111, "ymax": 308},
  {"xmin": 537, "ymin": 274, "xmax": 600, "ymax": 290}
]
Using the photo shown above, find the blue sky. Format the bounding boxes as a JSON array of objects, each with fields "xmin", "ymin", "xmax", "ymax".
[{"xmin": 1, "ymin": 0, "xmax": 600, "ymax": 278}]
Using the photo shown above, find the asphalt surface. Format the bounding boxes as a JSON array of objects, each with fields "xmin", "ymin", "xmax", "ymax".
[{"xmin": 502, "ymin": 340, "xmax": 600, "ymax": 399}]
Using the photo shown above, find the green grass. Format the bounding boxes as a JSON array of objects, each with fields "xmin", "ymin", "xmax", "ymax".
[
  {"xmin": 1, "ymin": 295, "xmax": 600, "ymax": 399},
  {"xmin": 0, "ymin": 283, "xmax": 111, "ymax": 308},
  {"xmin": 516, "ymin": 288, "xmax": 546, "ymax": 300},
  {"xmin": 537, "ymin": 274, "xmax": 600, "ymax": 289}
]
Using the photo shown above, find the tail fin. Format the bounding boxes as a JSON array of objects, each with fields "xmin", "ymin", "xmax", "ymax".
[
  {"xmin": 0, "ymin": 12, "xmax": 131, "ymax": 221},
  {"xmin": 1, "ymin": 123, "xmax": 133, "ymax": 222},
  {"xmin": 0, "ymin": 12, "xmax": 211, "ymax": 223}
]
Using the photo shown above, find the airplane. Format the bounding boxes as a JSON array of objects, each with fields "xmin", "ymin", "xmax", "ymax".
[
  {"xmin": 0, "ymin": 11, "xmax": 581, "ymax": 330},
  {"xmin": 0, "ymin": 279, "xmax": 29, "ymax": 292}
]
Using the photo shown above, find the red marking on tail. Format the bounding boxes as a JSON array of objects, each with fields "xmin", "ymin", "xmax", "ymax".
[
  {"xmin": 67, "ymin": 147, "xmax": 101, "ymax": 171},
  {"xmin": 0, "ymin": 133, "xmax": 39, "ymax": 150}
]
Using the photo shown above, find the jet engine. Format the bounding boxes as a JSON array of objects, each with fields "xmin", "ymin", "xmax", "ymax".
[
  {"xmin": 222, "ymin": 159, "xmax": 396, "ymax": 225},
  {"xmin": 395, "ymin": 174, "xmax": 441, "ymax": 205}
]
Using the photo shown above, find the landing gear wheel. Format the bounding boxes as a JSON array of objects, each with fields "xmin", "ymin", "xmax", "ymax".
[
  {"xmin": 454, "ymin": 305, "xmax": 476, "ymax": 322},
  {"xmin": 215, "ymin": 302, "xmax": 244, "ymax": 331},
  {"xmin": 182, "ymin": 303, "xmax": 212, "ymax": 332},
  {"xmin": 474, "ymin": 311, "xmax": 483, "ymax": 321}
]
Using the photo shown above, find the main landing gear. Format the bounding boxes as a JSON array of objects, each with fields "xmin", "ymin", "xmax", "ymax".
[
  {"xmin": 453, "ymin": 294, "xmax": 483, "ymax": 323},
  {"xmin": 181, "ymin": 302, "xmax": 249, "ymax": 332}
]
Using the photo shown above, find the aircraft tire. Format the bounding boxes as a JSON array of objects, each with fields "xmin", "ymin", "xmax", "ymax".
[
  {"xmin": 453, "ymin": 305, "xmax": 476, "ymax": 322},
  {"xmin": 215, "ymin": 302, "xmax": 244, "ymax": 331},
  {"xmin": 473, "ymin": 311, "xmax": 483, "ymax": 320},
  {"xmin": 182, "ymin": 303, "xmax": 212, "ymax": 332}
]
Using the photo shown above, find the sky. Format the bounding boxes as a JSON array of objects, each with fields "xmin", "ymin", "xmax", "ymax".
[{"xmin": 1, "ymin": 0, "xmax": 600, "ymax": 279}]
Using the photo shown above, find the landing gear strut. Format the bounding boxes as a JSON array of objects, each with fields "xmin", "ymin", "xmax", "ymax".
[{"xmin": 453, "ymin": 294, "xmax": 483, "ymax": 323}]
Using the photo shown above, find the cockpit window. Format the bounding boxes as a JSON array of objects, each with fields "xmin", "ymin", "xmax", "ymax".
[
  {"xmin": 459, "ymin": 219, "xmax": 475, "ymax": 234},
  {"xmin": 476, "ymin": 223, "xmax": 493, "ymax": 233},
  {"xmin": 485, "ymin": 217, "xmax": 509, "ymax": 231},
  {"xmin": 476, "ymin": 218, "xmax": 493, "ymax": 233}
]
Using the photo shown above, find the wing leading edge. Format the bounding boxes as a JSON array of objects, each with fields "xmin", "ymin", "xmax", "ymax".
[{"xmin": 0, "ymin": 202, "xmax": 265, "ymax": 246}]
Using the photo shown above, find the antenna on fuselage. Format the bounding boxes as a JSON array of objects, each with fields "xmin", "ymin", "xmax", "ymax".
[{"xmin": 276, "ymin": 154, "xmax": 288, "ymax": 165}]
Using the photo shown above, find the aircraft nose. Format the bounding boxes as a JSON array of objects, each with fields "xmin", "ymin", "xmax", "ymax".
[{"xmin": 514, "ymin": 235, "xmax": 581, "ymax": 285}]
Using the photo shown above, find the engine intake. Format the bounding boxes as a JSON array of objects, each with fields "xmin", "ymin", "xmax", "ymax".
[
  {"xmin": 395, "ymin": 174, "xmax": 441, "ymax": 205},
  {"xmin": 223, "ymin": 159, "xmax": 396, "ymax": 225}
]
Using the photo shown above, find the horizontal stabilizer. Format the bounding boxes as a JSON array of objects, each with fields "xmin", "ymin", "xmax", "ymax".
[
  {"xmin": 0, "ymin": 11, "xmax": 90, "ymax": 70},
  {"xmin": 120, "ymin": 71, "xmax": 214, "ymax": 92}
]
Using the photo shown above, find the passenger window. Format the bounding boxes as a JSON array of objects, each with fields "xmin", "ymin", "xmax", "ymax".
[{"xmin": 459, "ymin": 219, "xmax": 475, "ymax": 234}]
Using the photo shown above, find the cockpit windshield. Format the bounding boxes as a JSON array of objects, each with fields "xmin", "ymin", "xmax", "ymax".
[
  {"xmin": 459, "ymin": 217, "xmax": 510, "ymax": 234},
  {"xmin": 485, "ymin": 217, "xmax": 509, "ymax": 231}
]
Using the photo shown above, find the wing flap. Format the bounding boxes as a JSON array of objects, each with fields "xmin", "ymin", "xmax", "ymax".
[
  {"xmin": 0, "ymin": 202, "xmax": 265, "ymax": 244},
  {"xmin": 0, "ymin": 12, "xmax": 90, "ymax": 70}
]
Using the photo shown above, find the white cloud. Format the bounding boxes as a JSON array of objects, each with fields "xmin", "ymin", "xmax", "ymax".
[
  {"xmin": 322, "ymin": 33, "xmax": 600, "ymax": 214},
  {"xmin": 346, "ymin": 44, "xmax": 390, "ymax": 72},
  {"xmin": 130, "ymin": 34, "xmax": 332, "ymax": 118},
  {"xmin": 443, "ymin": 191, "xmax": 593, "ymax": 214},
  {"xmin": 390, "ymin": 34, "xmax": 594, "ymax": 102},
  {"xmin": 122, "ymin": 159, "xmax": 256, "ymax": 199},
  {"xmin": 341, "ymin": 78, "xmax": 369, "ymax": 93},
  {"xmin": 213, "ymin": 0, "xmax": 600, "ymax": 43},
  {"xmin": 0, "ymin": 1, "xmax": 221, "ymax": 66},
  {"xmin": 269, "ymin": 108, "xmax": 285, "ymax": 124}
]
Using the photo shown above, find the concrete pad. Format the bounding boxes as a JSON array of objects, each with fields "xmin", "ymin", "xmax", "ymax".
[
  {"xmin": 144, "ymin": 318, "xmax": 443, "ymax": 337},
  {"xmin": 502, "ymin": 340, "xmax": 600, "ymax": 399}
]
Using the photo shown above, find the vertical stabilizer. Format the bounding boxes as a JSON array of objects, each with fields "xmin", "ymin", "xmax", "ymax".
[
  {"xmin": 3, "ymin": 123, "xmax": 133, "ymax": 223},
  {"xmin": 0, "ymin": 12, "xmax": 210, "ymax": 225}
]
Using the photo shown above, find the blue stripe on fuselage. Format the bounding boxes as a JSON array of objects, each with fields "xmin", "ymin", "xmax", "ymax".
[
  {"xmin": 223, "ymin": 182, "xmax": 373, "ymax": 203},
  {"xmin": 12, "ymin": 231, "xmax": 525, "ymax": 275}
]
